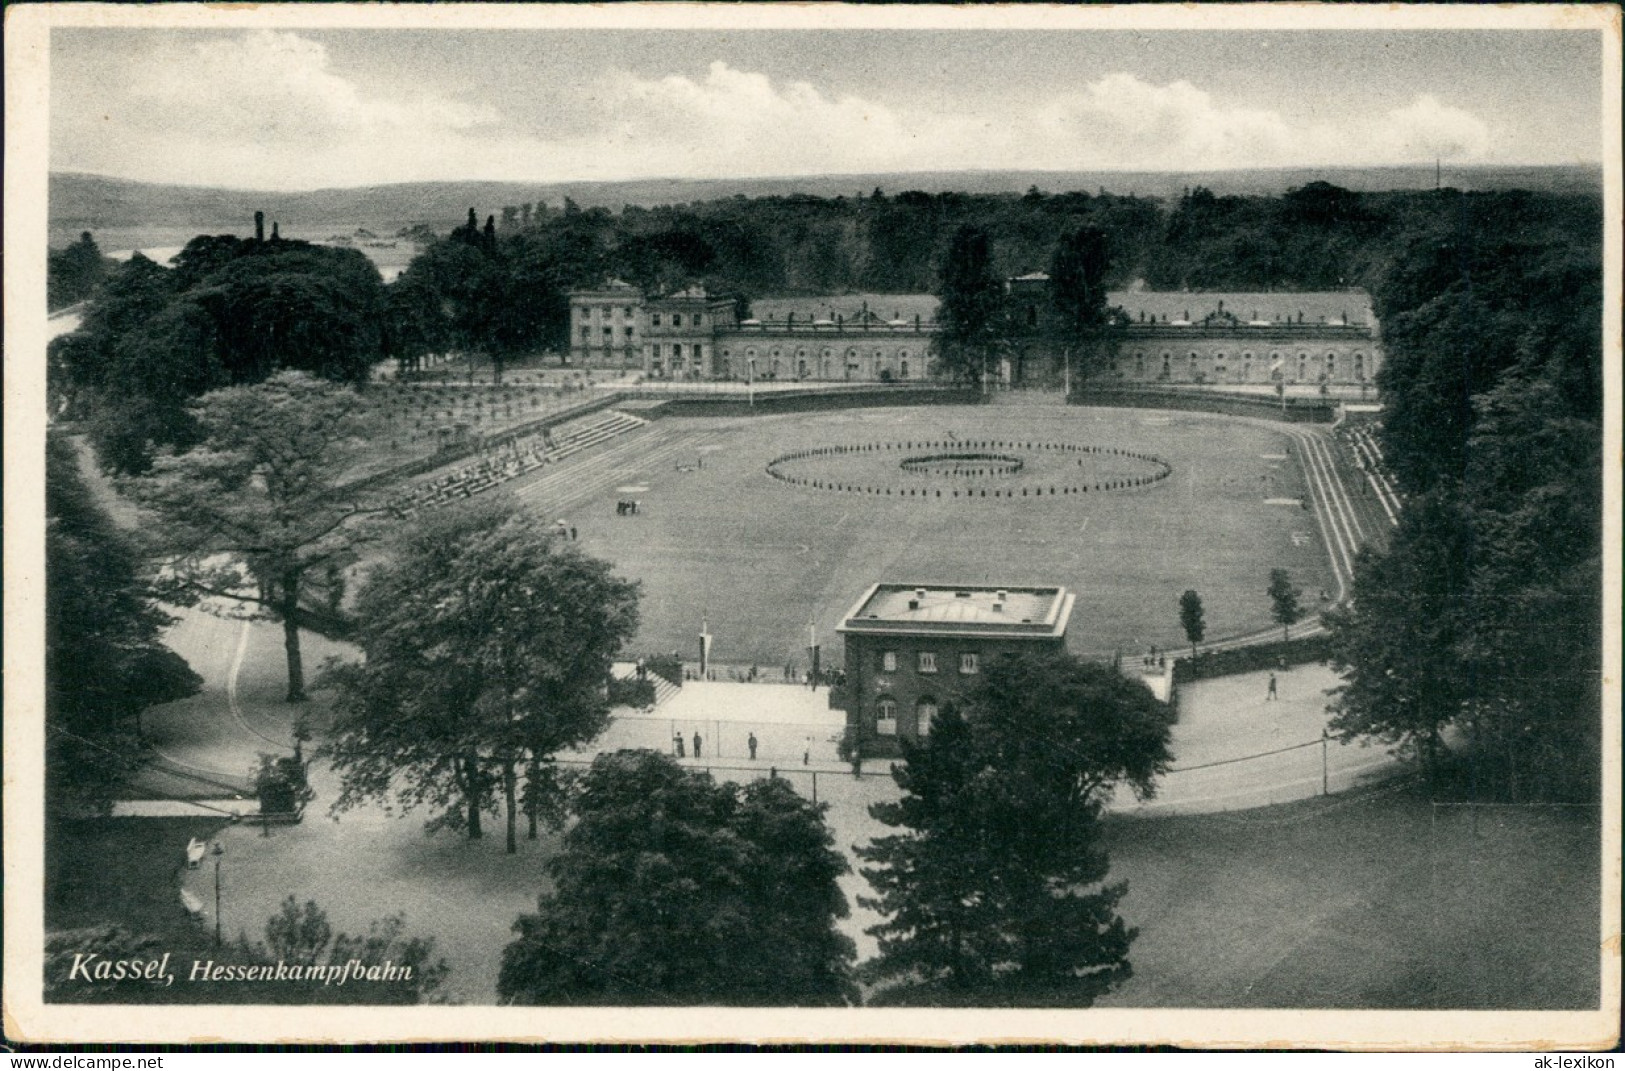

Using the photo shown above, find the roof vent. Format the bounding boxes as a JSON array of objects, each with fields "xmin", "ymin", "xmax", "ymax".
[
  {"xmin": 996, "ymin": 589, "xmax": 1008, "ymax": 603},
  {"xmin": 955, "ymin": 591, "xmax": 971, "ymax": 599},
  {"xmin": 914, "ymin": 587, "xmax": 926, "ymax": 601},
  {"xmin": 907, "ymin": 599, "xmax": 919, "ymax": 611}
]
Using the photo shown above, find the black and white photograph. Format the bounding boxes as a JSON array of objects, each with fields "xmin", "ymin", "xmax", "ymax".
[{"xmin": 4, "ymin": 3, "xmax": 1619, "ymax": 1049}]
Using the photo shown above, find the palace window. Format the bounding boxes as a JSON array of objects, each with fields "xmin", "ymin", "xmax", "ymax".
[
  {"xmin": 580, "ymin": 326, "xmax": 590, "ymax": 341},
  {"xmin": 672, "ymin": 344, "xmax": 683, "ymax": 360},
  {"xmin": 603, "ymin": 327, "xmax": 613, "ymax": 339},
  {"xmin": 694, "ymin": 313, "xmax": 704, "ymax": 326},
  {"xmin": 673, "ymin": 314, "xmax": 683, "ymax": 327},
  {"xmin": 651, "ymin": 313, "xmax": 662, "ymax": 326},
  {"xmin": 916, "ymin": 697, "xmax": 938, "ymax": 737},
  {"xmin": 960, "ymin": 653, "xmax": 979, "ymax": 675},
  {"xmin": 918, "ymin": 651, "xmax": 938, "ymax": 674},
  {"xmin": 882, "ymin": 651, "xmax": 897, "ymax": 672},
  {"xmin": 1354, "ymin": 353, "xmax": 1366, "ymax": 380},
  {"xmin": 900, "ymin": 360, "xmax": 909, "ymax": 379},
  {"xmin": 876, "ymin": 698, "xmax": 898, "ymax": 736}
]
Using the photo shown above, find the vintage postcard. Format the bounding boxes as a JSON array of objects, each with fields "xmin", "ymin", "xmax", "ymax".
[{"xmin": 5, "ymin": 2, "xmax": 1620, "ymax": 1049}]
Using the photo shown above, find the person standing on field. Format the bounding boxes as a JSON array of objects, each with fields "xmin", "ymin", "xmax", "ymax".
[
  {"xmin": 693, "ymin": 732, "xmax": 703, "ymax": 759},
  {"xmin": 1267, "ymin": 672, "xmax": 1278, "ymax": 700},
  {"xmin": 748, "ymin": 733, "xmax": 758, "ymax": 760}
]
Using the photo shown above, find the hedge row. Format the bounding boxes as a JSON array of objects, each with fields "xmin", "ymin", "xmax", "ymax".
[{"xmin": 1172, "ymin": 632, "xmax": 1334, "ymax": 683}]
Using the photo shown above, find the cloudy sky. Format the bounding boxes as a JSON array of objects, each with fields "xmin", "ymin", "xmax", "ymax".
[{"xmin": 49, "ymin": 19, "xmax": 1605, "ymax": 191}]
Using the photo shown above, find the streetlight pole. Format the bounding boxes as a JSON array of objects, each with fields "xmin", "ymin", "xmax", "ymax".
[
  {"xmin": 747, "ymin": 358, "xmax": 755, "ymax": 408},
  {"xmin": 212, "ymin": 842, "xmax": 225, "ymax": 946}
]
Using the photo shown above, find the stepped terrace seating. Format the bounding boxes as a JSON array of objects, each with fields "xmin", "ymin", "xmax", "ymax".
[{"xmin": 393, "ymin": 410, "xmax": 648, "ymax": 516}]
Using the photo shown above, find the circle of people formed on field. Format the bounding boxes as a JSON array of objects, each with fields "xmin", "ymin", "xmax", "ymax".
[{"xmin": 764, "ymin": 439, "xmax": 1173, "ymax": 500}]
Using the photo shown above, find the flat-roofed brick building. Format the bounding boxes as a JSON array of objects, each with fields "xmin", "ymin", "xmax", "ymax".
[{"xmin": 837, "ymin": 583, "xmax": 1075, "ymax": 757}]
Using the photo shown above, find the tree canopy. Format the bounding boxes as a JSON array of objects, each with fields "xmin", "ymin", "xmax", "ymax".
[
  {"xmin": 48, "ymin": 231, "xmax": 111, "ymax": 311},
  {"xmin": 126, "ymin": 372, "xmax": 380, "ymax": 703},
  {"xmin": 858, "ymin": 652, "xmax": 1172, "ymax": 1004},
  {"xmin": 325, "ymin": 498, "xmax": 641, "ymax": 851},
  {"xmin": 933, "ymin": 225, "xmax": 1006, "ymax": 385},
  {"xmin": 498, "ymin": 750, "xmax": 856, "ymax": 1005},
  {"xmin": 1329, "ymin": 189, "xmax": 1602, "ymax": 802},
  {"xmin": 51, "ymin": 234, "xmax": 386, "ymax": 474},
  {"xmin": 46, "ymin": 434, "xmax": 201, "ymax": 815},
  {"xmin": 1178, "ymin": 590, "xmax": 1205, "ymax": 658}
]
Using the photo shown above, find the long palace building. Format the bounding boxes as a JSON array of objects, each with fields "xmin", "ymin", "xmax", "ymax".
[{"xmin": 568, "ymin": 277, "xmax": 1383, "ymax": 388}]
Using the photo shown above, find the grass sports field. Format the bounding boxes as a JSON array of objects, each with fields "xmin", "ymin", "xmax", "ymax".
[{"xmin": 535, "ymin": 404, "xmax": 1339, "ymax": 666}]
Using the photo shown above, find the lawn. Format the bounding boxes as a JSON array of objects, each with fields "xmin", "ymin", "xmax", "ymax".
[
  {"xmin": 565, "ymin": 404, "xmax": 1335, "ymax": 665},
  {"xmin": 1098, "ymin": 786, "xmax": 1602, "ymax": 1009},
  {"xmin": 50, "ymin": 773, "xmax": 1600, "ymax": 1009}
]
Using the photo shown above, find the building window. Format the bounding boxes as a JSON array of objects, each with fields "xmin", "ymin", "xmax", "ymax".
[
  {"xmin": 651, "ymin": 313, "xmax": 662, "ymax": 326},
  {"xmin": 882, "ymin": 651, "xmax": 897, "ymax": 672},
  {"xmin": 580, "ymin": 326, "xmax": 590, "ymax": 341},
  {"xmin": 900, "ymin": 360, "xmax": 909, "ymax": 379},
  {"xmin": 916, "ymin": 698, "xmax": 938, "ymax": 737},
  {"xmin": 672, "ymin": 343, "xmax": 683, "ymax": 360},
  {"xmin": 918, "ymin": 651, "xmax": 937, "ymax": 674},
  {"xmin": 694, "ymin": 313, "xmax": 704, "ymax": 326},
  {"xmin": 960, "ymin": 652, "xmax": 979, "ymax": 675},
  {"xmin": 626, "ymin": 327, "xmax": 635, "ymax": 339},
  {"xmin": 876, "ymin": 698, "xmax": 898, "ymax": 735},
  {"xmin": 603, "ymin": 327, "xmax": 613, "ymax": 339},
  {"xmin": 695, "ymin": 344, "xmax": 704, "ymax": 362},
  {"xmin": 578, "ymin": 308, "xmax": 588, "ymax": 320}
]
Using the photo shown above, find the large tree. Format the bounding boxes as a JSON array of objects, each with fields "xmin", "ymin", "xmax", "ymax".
[
  {"xmin": 1177, "ymin": 589, "xmax": 1205, "ymax": 659},
  {"xmin": 499, "ymin": 750, "xmax": 856, "ymax": 1004},
  {"xmin": 933, "ymin": 225, "xmax": 1006, "ymax": 386},
  {"xmin": 858, "ymin": 652, "xmax": 1172, "ymax": 1005},
  {"xmin": 325, "ymin": 499, "xmax": 640, "ymax": 850},
  {"xmin": 1048, "ymin": 226, "xmax": 1114, "ymax": 391},
  {"xmin": 48, "ymin": 231, "xmax": 111, "ymax": 311},
  {"xmin": 1266, "ymin": 569, "xmax": 1303, "ymax": 641},
  {"xmin": 46, "ymin": 434, "xmax": 201, "ymax": 815},
  {"xmin": 1325, "ymin": 492, "xmax": 1473, "ymax": 780},
  {"xmin": 127, "ymin": 372, "xmax": 381, "ymax": 702},
  {"xmin": 53, "ymin": 233, "xmax": 388, "ymax": 474}
]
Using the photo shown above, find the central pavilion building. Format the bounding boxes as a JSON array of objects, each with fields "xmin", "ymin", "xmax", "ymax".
[{"xmin": 837, "ymin": 583, "xmax": 1076, "ymax": 758}]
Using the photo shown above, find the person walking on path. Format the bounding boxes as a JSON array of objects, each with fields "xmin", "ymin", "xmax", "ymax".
[
  {"xmin": 692, "ymin": 732, "xmax": 703, "ymax": 759},
  {"xmin": 747, "ymin": 733, "xmax": 758, "ymax": 760},
  {"xmin": 674, "ymin": 732, "xmax": 685, "ymax": 758},
  {"xmin": 1266, "ymin": 672, "xmax": 1278, "ymax": 700}
]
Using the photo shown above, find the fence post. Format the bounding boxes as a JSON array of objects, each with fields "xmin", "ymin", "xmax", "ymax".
[
  {"xmin": 811, "ymin": 770, "xmax": 818, "ymax": 805},
  {"xmin": 1321, "ymin": 729, "xmax": 1329, "ymax": 796}
]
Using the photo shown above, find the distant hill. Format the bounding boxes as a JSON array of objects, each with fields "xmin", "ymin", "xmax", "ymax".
[{"xmin": 50, "ymin": 164, "xmax": 1603, "ymax": 241}]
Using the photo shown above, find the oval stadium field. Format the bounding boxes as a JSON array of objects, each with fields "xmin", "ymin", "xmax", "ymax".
[{"xmin": 518, "ymin": 404, "xmax": 1340, "ymax": 666}]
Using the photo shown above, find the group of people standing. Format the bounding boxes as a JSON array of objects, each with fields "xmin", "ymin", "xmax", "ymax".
[{"xmin": 615, "ymin": 499, "xmax": 642, "ymax": 515}]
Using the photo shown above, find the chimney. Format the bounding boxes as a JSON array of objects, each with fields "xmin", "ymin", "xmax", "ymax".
[
  {"xmin": 271, "ymin": 221, "xmax": 280, "ymax": 241},
  {"xmin": 915, "ymin": 587, "xmax": 926, "ymax": 602},
  {"xmin": 994, "ymin": 589, "xmax": 1008, "ymax": 611},
  {"xmin": 254, "ymin": 211, "xmax": 265, "ymax": 243}
]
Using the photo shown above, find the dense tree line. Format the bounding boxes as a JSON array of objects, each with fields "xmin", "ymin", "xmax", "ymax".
[
  {"xmin": 1327, "ymin": 188, "xmax": 1603, "ymax": 802},
  {"xmin": 499, "ymin": 751, "xmax": 856, "ymax": 1005},
  {"xmin": 46, "ymin": 433, "xmax": 201, "ymax": 816},
  {"xmin": 48, "ymin": 231, "xmax": 113, "ymax": 310},
  {"xmin": 859, "ymin": 652, "xmax": 1172, "ymax": 1005},
  {"xmin": 50, "ymin": 231, "xmax": 387, "ymax": 474}
]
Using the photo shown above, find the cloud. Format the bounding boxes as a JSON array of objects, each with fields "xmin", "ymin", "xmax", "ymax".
[
  {"xmin": 53, "ymin": 43, "xmax": 1498, "ymax": 188},
  {"xmin": 1381, "ymin": 94, "xmax": 1492, "ymax": 160},
  {"xmin": 59, "ymin": 31, "xmax": 503, "ymax": 188},
  {"xmin": 581, "ymin": 61, "xmax": 912, "ymax": 177},
  {"xmin": 1032, "ymin": 74, "xmax": 1299, "ymax": 170}
]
